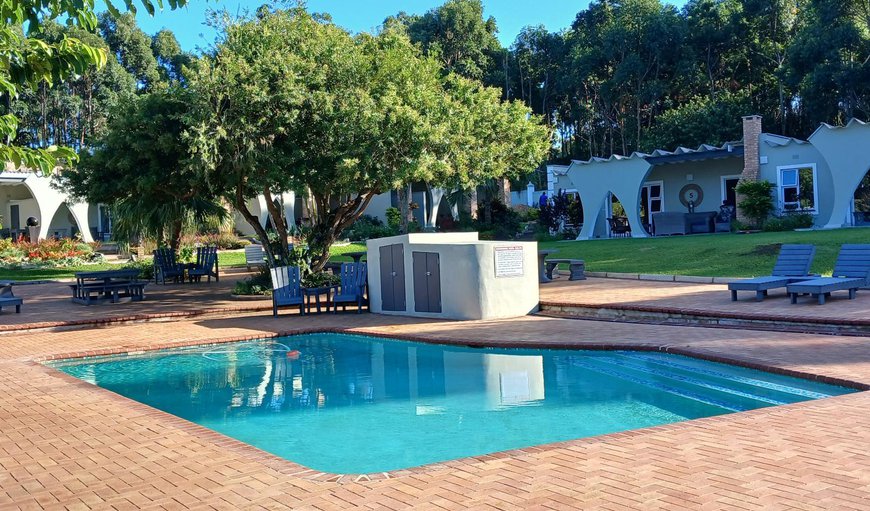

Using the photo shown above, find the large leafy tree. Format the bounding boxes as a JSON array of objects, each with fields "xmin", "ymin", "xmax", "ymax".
[
  {"xmin": 0, "ymin": 0, "xmax": 186, "ymax": 173},
  {"xmin": 62, "ymin": 87, "xmax": 224, "ymax": 249},
  {"xmin": 192, "ymin": 7, "xmax": 550, "ymax": 270}
]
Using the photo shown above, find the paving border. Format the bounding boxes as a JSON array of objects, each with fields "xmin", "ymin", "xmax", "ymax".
[{"xmin": 33, "ymin": 326, "xmax": 869, "ymax": 484}]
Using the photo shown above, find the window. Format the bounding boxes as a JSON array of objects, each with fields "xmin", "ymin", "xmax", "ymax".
[{"xmin": 778, "ymin": 165, "xmax": 817, "ymax": 212}]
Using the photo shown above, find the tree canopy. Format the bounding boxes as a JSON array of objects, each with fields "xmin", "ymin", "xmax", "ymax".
[
  {"xmin": 191, "ymin": 7, "xmax": 550, "ymax": 269},
  {"xmin": 0, "ymin": 0, "xmax": 187, "ymax": 173}
]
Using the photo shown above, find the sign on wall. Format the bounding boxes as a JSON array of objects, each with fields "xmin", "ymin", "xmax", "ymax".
[{"xmin": 494, "ymin": 245, "xmax": 524, "ymax": 278}]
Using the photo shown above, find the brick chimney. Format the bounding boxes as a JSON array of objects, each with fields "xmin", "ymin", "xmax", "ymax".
[
  {"xmin": 740, "ymin": 115, "xmax": 762, "ymax": 182},
  {"xmin": 736, "ymin": 115, "xmax": 762, "ymax": 225}
]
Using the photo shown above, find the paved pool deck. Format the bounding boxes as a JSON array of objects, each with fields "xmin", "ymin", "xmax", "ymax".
[{"xmin": 1, "ymin": 277, "xmax": 869, "ymax": 509}]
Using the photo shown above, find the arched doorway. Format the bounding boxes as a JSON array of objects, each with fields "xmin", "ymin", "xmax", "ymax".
[
  {"xmin": 47, "ymin": 203, "xmax": 81, "ymax": 239},
  {"xmin": 607, "ymin": 192, "xmax": 631, "ymax": 238},
  {"xmin": 853, "ymin": 168, "xmax": 870, "ymax": 226},
  {"xmin": 0, "ymin": 183, "xmax": 39, "ymax": 240}
]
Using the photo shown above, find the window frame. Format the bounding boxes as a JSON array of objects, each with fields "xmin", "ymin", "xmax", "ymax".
[{"xmin": 776, "ymin": 164, "xmax": 818, "ymax": 213}]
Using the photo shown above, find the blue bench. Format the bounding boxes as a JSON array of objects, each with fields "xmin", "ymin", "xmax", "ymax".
[{"xmin": 0, "ymin": 283, "xmax": 22, "ymax": 313}]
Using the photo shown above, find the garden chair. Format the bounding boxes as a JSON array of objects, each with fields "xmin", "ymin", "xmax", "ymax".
[
  {"xmin": 0, "ymin": 283, "xmax": 22, "ymax": 313},
  {"xmin": 188, "ymin": 246, "xmax": 220, "ymax": 283},
  {"xmin": 245, "ymin": 244, "xmax": 267, "ymax": 270},
  {"xmin": 728, "ymin": 244, "xmax": 816, "ymax": 301},
  {"xmin": 786, "ymin": 244, "xmax": 870, "ymax": 305},
  {"xmin": 270, "ymin": 265, "xmax": 304, "ymax": 316},
  {"xmin": 332, "ymin": 262, "xmax": 368, "ymax": 313},
  {"xmin": 607, "ymin": 217, "xmax": 631, "ymax": 237},
  {"xmin": 153, "ymin": 248, "xmax": 186, "ymax": 285}
]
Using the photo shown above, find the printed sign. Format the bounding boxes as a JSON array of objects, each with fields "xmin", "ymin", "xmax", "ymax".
[{"xmin": 494, "ymin": 245, "xmax": 524, "ymax": 278}]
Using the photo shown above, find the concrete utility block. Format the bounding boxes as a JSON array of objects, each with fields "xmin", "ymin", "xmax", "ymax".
[
  {"xmin": 607, "ymin": 272, "xmax": 639, "ymax": 280},
  {"xmin": 639, "ymin": 274, "xmax": 676, "ymax": 282},
  {"xmin": 674, "ymin": 275, "xmax": 715, "ymax": 284}
]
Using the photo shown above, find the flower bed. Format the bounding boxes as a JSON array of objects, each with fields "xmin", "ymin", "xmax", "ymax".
[{"xmin": 0, "ymin": 238, "xmax": 104, "ymax": 268}]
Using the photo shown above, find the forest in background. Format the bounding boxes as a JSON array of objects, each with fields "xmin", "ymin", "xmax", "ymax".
[{"xmin": 9, "ymin": 0, "xmax": 870, "ymax": 166}]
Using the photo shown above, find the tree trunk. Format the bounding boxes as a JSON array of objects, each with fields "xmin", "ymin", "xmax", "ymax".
[
  {"xmin": 169, "ymin": 219, "xmax": 183, "ymax": 252},
  {"xmin": 469, "ymin": 188, "xmax": 479, "ymax": 220},
  {"xmin": 398, "ymin": 184, "xmax": 412, "ymax": 234},
  {"xmin": 262, "ymin": 186, "xmax": 290, "ymax": 259},
  {"xmin": 233, "ymin": 186, "xmax": 278, "ymax": 267},
  {"xmin": 498, "ymin": 177, "xmax": 512, "ymax": 208}
]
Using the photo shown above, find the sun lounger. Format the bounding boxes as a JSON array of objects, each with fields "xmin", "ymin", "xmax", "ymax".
[
  {"xmin": 786, "ymin": 244, "xmax": 870, "ymax": 305},
  {"xmin": 728, "ymin": 244, "xmax": 816, "ymax": 301}
]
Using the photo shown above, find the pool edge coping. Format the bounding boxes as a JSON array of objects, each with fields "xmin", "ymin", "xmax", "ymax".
[{"xmin": 30, "ymin": 327, "xmax": 870, "ymax": 484}]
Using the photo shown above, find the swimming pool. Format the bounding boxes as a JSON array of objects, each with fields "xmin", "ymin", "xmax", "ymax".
[{"xmin": 49, "ymin": 333, "xmax": 856, "ymax": 474}]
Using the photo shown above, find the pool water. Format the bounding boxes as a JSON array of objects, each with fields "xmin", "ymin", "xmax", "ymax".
[{"xmin": 49, "ymin": 333, "xmax": 856, "ymax": 474}]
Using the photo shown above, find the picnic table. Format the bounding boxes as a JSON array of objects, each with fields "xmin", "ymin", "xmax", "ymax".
[
  {"xmin": 344, "ymin": 251, "xmax": 367, "ymax": 264},
  {"xmin": 70, "ymin": 269, "xmax": 147, "ymax": 305}
]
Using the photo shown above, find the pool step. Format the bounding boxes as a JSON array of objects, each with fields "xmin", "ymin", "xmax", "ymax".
[
  {"xmin": 538, "ymin": 303, "xmax": 870, "ymax": 337},
  {"xmin": 570, "ymin": 353, "xmax": 828, "ymax": 412}
]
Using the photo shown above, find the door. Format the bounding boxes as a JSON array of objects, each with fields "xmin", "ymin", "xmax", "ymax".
[
  {"xmin": 723, "ymin": 177, "xmax": 740, "ymax": 207},
  {"xmin": 379, "ymin": 244, "xmax": 406, "ymax": 311},
  {"xmin": 413, "ymin": 252, "xmax": 442, "ymax": 313},
  {"xmin": 641, "ymin": 182, "xmax": 663, "ymax": 229},
  {"xmin": 10, "ymin": 204, "xmax": 20, "ymax": 231}
]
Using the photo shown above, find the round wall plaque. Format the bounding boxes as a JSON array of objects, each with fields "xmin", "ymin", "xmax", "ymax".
[{"xmin": 678, "ymin": 184, "xmax": 704, "ymax": 208}]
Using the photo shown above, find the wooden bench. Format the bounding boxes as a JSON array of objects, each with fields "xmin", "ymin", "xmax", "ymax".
[
  {"xmin": 545, "ymin": 258, "xmax": 586, "ymax": 281},
  {"xmin": 70, "ymin": 269, "xmax": 147, "ymax": 305}
]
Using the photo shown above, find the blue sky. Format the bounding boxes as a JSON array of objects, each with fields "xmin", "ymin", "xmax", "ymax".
[{"xmin": 106, "ymin": 0, "xmax": 688, "ymax": 52}]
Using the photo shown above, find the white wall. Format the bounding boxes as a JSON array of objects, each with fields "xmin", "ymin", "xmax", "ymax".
[{"xmin": 366, "ymin": 233, "xmax": 540, "ymax": 320}]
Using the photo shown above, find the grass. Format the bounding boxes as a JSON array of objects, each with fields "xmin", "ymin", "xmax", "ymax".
[
  {"xmin": 2, "ymin": 242, "xmax": 369, "ymax": 282},
  {"xmin": 6, "ymin": 230, "xmax": 868, "ymax": 281},
  {"xmin": 538, "ymin": 228, "xmax": 870, "ymax": 277}
]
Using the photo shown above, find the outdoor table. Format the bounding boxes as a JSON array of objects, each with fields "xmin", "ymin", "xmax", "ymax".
[
  {"xmin": 71, "ymin": 269, "xmax": 145, "ymax": 305},
  {"xmin": 303, "ymin": 285, "xmax": 336, "ymax": 314},
  {"xmin": 344, "ymin": 251, "xmax": 367, "ymax": 264},
  {"xmin": 537, "ymin": 249, "xmax": 558, "ymax": 283}
]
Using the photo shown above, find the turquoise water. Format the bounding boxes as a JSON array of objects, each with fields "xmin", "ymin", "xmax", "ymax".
[{"xmin": 49, "ymin": 333, "xmax": 856, "ymax": 474}]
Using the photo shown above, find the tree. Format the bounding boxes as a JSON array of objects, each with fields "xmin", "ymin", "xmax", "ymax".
[
  {"xmin": 0, "ymin": 0, "xmax": 186, "ymax": 173},
  {"xmin": 192, "ymin": 7, "xmax": 550, "ymax": 270},
  {"xmin": 61, "ymin": 88, "xmax": 224, "ymax": 249},
  {"xmin": 390, "ymin": 0, "xmax": 503, "ymax": 85}
]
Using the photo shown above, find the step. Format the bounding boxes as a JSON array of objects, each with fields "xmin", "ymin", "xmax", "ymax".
[{"xmin": 538, "ymin": 302, "xmax": 870, "ymax": 337}]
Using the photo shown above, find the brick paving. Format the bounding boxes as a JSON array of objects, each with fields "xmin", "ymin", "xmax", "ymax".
[
  {"xmin": 540, "ymin": 276, "xmax": 870, "ymax": 325},
  {"xmin": 1, "ymin": 279, "xmax": 869, "ymax": 509}
]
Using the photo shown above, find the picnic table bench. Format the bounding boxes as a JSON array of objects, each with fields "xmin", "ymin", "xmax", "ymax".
[
  {"xmin": 545, "ymin": 258, "xmax": 586, "ymax": 281},
  {"xmin": 70, "ymin": 269, "xmax": 147, "ymax": 305}
]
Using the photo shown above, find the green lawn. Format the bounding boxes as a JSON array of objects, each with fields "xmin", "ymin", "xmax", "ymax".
[
  {"xmin": 6, "ymin": 231, "xmax": 870, "ymax": 282},
  {"xmin": 2, "ymin": 243, "xmax": 369, "ymax": 282},
  {"xmin": 538, "ymin": 228, "xmax": 870, "ymax": 277}
]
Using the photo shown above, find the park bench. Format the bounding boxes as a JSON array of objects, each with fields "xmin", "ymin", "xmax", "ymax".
[
  {"xmin": 545, "ymin": 258, "xmax": 586, "ymax": 281},
  {"xmin": 69, "ymin": 269, "xmax": 147, "ymax": 305}
]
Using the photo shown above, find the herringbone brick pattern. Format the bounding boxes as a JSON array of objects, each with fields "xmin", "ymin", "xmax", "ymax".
[{"xmin": 1, "ymin": 292, "xmax": 869, "ymax": 508}]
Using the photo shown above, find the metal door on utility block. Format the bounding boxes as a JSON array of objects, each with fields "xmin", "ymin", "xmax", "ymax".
[
  {"xmin": 413, "ymin": 251, "xmax": 442, "ymax": 313},
  {"xmin": 379, "ymin": 243, "xmax": 406, "ymax": 311}
]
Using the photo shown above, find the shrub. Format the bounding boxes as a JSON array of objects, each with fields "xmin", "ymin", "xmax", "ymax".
[
  {"xmin": 342, "ymin": 215, "xmax": 395, "ymax": 241},
  {"xmin": 476, "ymin": 199, "xmax": 521, "ymax": 240},
  {"xmin": 735, "ymin": 180, "xmax": 775, "ymax": 229},
  {"xmin": 233, "ymin": 267, "xmax": 272, "ymax": 296},
  {"xmin": 121, "ymin": 259, "xmax": 155, "ymax": 281},
  {"xmin": 762, "ymin": 213, "xmax": 815, "ymax": 232},
  {"xmin": 301, "ymin": 271, "xmax": 340, "ymax": 288},
  {"xmin": 385, "ymin": 207, "xmax": 402, "ymax": 231}
]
